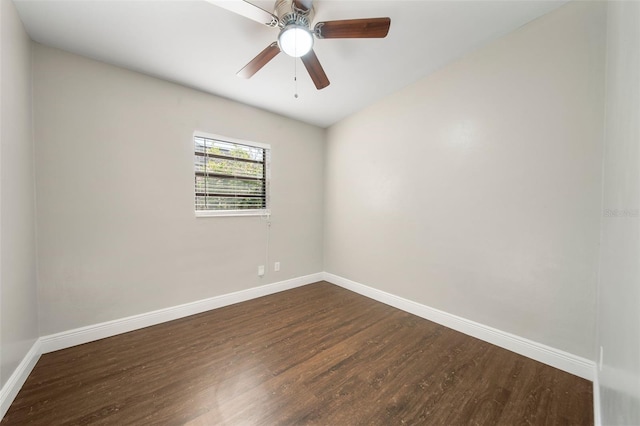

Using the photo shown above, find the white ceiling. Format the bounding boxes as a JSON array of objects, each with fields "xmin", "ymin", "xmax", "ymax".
[{"xmin": 14, "ymin": 0, "xmax": 567, "ymax": 128}]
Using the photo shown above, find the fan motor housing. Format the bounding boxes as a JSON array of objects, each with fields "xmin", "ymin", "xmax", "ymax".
[{"xmin": 275, "ymin": 0, "xmax": 315, "ymax": 27}]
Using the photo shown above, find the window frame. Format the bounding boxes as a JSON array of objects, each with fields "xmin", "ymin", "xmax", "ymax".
[{"xmin": 193, "ymin": 131, "xmax": 271, "ymax": 218}]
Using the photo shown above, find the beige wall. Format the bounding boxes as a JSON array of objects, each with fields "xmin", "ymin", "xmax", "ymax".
[
  {"xmin": 33, "ymin": 44, "xmax": 324, "ymax": 335},
  {"xmin": 0, "ymin": 0, "xmax": 39, "ymax": 387},
  {"xmin": 597, "ymin": 1, "xmax": 640, "ymax": 424},
  {"xmin": 324, "ymin": 1, "xmax": 606, "ymax": 358}
]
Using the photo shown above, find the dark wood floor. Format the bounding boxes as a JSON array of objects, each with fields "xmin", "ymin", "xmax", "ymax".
[{"xmin": 2, "ymin": 282, "xmax": 592, "ymax": 425}]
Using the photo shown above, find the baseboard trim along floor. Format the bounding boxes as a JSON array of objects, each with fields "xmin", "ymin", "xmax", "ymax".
[
  {"xmin": 323, "ymin": 272, "xmax": 595, "ymax": 381},
  {"xmin": 38, "ymin": 272, "xmax": 324, "ymax": 354},
  {"xmin": 1, "ymin": 271, "xmax": 597, "ymax": 421},
  {"xmin": 0, "ymin": 340, "xmax": 42, "ymax": 420},
  {"xmin": 593, "ymin": 371, "xmax": 602, "ymax": 426}
]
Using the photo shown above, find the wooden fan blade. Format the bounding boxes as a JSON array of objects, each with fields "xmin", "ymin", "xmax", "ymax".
[
  {"xmin": 301, "ymin": 50, "xmax": 330, "ymax": 90},
  {"xmin": 206, "ymin": 0, "xmax": 278, "ymax": 27},
  {"xmin": 314, "ymin": 17, "xmax": 391, "ymax": 39},
  {"xmin": 293, "ymin": 0, "xmax": 313, "ymax": 13},
  {"xmin": 237, "ymin": 42, "xmax": 281, "ymax": 79}
]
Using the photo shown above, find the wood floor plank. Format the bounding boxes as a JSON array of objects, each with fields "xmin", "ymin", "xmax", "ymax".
[{"xmin": 1, "ymin": 282, "xmax": 592, "ymax": 425}]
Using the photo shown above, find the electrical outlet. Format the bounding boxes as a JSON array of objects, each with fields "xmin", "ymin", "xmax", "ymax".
[
  {"xmin": 258, "ymin": 265, "xmax": 265, "ymax": 277},
  {"xmin": 274, "ymin": 262, "xmax": 280, "ymax": 272}
]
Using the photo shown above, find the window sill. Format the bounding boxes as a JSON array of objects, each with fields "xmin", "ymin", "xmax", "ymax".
[{"xmin": 195, "ymin": 209, "xmax": 270, "ymax": 218}]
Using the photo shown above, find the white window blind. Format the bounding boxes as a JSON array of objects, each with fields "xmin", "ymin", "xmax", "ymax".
[{"xmin": 194, "ymin": 133, "xmax": 270, "ymax": 216}]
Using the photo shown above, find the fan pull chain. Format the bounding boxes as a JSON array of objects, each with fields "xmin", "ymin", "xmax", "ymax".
[{"xmin": 294, "ymin": 57, "xmax": 299, "ymax": 99}]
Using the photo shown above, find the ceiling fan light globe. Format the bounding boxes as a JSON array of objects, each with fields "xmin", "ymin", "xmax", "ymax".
[{"xmin": 278, "ymin": 25, "xmax": 314, "ymax": 58}]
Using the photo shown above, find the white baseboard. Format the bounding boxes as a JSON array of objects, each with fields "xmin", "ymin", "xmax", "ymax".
[
  {"xmin": 593, "ymin": 369, "xmax": 601, "ymax": 425},
  {"xmin": 0, "ymin": 340, "xmax": 42, "ymax": 420},
  {"xmin": 40, "ymin": 272, "xmax": 323, "ymax": 354},
  {"xmin": 323, "ymin": 272, "xmax": 595, "ymax": 381}
]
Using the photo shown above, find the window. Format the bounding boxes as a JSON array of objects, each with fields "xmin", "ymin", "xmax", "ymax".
[{"xmin": 194, "ymin": 132, "xmax": 270, "ymax": 217}]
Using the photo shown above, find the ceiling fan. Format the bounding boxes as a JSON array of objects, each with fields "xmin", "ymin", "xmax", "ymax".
[{"xmin": 208, "ymin": 0, "xmax": 391, "ymax": 90}]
